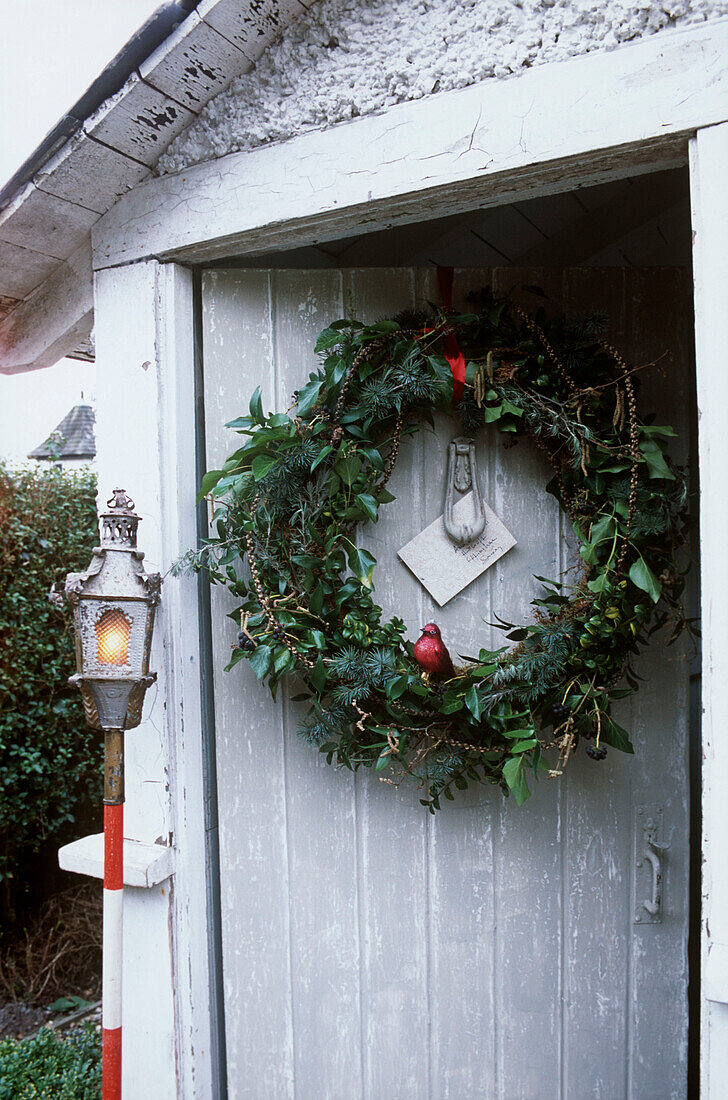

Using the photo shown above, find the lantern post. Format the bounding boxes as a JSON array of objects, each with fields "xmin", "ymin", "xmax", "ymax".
[{"xmin": 61, "ymin": 490, "xmax": 161, "ymax": 1100}]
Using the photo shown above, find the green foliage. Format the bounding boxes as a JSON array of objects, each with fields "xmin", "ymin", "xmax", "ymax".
[
  {"xmin": 183, "ymin": 290, "xmax": 689, "ymax": 812},
  {"xmin": 0, "ymin": 1023, "xmax": 101, "ymax": 1099},
  {"xmin": 0, "ymin": 463, "xmax": 100, "ymax": 884}
]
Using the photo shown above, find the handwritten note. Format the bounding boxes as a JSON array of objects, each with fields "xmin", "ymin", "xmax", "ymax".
[{"xmin": 398, "ymin": 493, "xmax": 516, "ymax": 606}]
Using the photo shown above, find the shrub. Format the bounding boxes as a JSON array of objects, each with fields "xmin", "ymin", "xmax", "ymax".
[
  {"xmin": 0, "ymin": 1022, "xmax": 101, "ymax": 1098},
  {"xmin": 0, "ymin": 463, "xmax": 101, "ymax": 901}
]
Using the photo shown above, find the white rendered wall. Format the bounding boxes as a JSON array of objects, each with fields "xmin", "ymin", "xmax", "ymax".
[{"xmin": 158, "ymin": 0, "xmax": 728, "ymax": 174}]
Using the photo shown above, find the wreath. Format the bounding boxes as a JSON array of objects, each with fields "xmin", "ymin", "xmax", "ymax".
[{"xmin": 188, "ymin": 288, "xmax": 689, "ymax": 810}]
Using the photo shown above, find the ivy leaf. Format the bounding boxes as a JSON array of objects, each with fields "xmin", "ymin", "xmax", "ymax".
[
  {"xmin": 364, "ymin": 320, "xmax": 400, "ymax": 336},
  {"xmin": 315, "ymin": 328, "xmax": 345, "ymax": 352},
  {"xmin": 359, "ymin": 446, "xmax": 383, "ymax": 471},
  {"xmin": 501, "ymin": 397, "xmax": 524, "ymax": 418},
  {"xmin": 311, "ymin": 659, "xmax": 327, "ymax": 693},
  {"xmin": 587, "ymin": 571, "xmax": 610, "ymax": 594},
  {"xmin": 310, "ymin": 584, "xmax": 324, "ymax": 615},
  {"xmin": 274, "ymin": 647, "xmax": 295, "ymax": 674},
  {"xmin": 629, "ymin": 556, "xmax": 662, "ymax": 603},
  {"xmin": 376, "ymin": 749, "xmax": 392, "ymax": 771},
  {"xmin": 502, "ymin": 756, "xmax": 531, "ymax": 805},
  {"xmin": 296, "ymin": 378, "xmax": 324, "ymax": 418},
  {"xmin": 310, "ymin": 630, "xmax": 326, "ymax": 651},
  {"xmin": 483, "ymin": 404, "xmax": 503, "ymax": 423},
  {"xmin": 385, "ymin": 673, "xmax": 410, "ymax": 699},
  {"xmin": 336, "ymin": 454, "xmax": 362, "ymax": 486},
  {"xmin": 464, "ymin": 685, "xmax": 482, "ymax": 721},
  {"xmin": 510, "ymin": 738, "xmax": 538, "ymax": 753},
  {"xmin": 224, "ymin": 647, "xmax": 247, "ymax": 672},
  {"xmin": 346, "ymin": 545, "xmax": 377, "ymax": 589},
  {"xmin": 248, "ymin": 645, "xmax": 272, "ymax": 679},
  {"xmin": 355, "ymin": 493, "xmax": 378, "ymax": 522},
  {"xmin": 197, "ymin": 469, "xmax": 223, "ymax": 501},
  {"xmin": 249, "ymin": 387, "xmax": 264, "ymax": 424},
  {"xmin": 252, "ymin": 454, "xmax": 278, "ymax": 480},
  {"xmin": 590, "ymin": 513, "xmax": 615, "ymax": 546},
  {"xmin": 439, "ymin": 695, "xmax": 464, "ymax": 714},
  {"xmin": 640, "ymin": 440, "xmax": 675, "ymax": 480},
  {"xmin": 600, "ymin": 715, "xmax": 634, "ymax": 754},
  {"xmin": 640, "ymin": 424, "xmax": 677, "ymax": 438}
]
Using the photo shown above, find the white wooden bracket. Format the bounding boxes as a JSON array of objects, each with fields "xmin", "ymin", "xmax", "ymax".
[
  {"xmin": 58, "ymin": 832, "xmax": 175, "ymax": 888},
  {"xmin": 706, "ymin": 943, "xmax": 728, "ymax": 1005}
]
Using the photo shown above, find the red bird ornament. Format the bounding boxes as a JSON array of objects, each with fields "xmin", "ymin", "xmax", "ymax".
[{"xmin": 414, "ymin": 623, "xmax": 455, "ymax": 680}]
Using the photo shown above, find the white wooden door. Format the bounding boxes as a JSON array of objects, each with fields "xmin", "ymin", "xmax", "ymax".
[{"xmin": 202, "ymin": 268, "xmax": 691, "ymax": 1100}]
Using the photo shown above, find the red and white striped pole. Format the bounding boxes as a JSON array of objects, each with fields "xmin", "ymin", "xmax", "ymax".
[{"xmin": 102, "ymin": 728, "xmax": 125, "ymax": 1100}]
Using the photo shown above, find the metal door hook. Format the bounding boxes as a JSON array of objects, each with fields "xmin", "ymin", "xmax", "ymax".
[{"xmin": 444, "ymin": 438, "xmax": 486, "ymax": 546}]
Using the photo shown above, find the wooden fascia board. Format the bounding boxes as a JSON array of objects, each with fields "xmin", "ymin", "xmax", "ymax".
[
  {"xmin": 93, "ymin": 20, "xmax": 728, "ymax": 269},
  {"xmin": 0, "ymin": 239, "xmax": 92, "ymax": 374}
]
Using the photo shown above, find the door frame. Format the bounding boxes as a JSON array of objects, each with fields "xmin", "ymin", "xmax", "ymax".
[{"xmin": 90, "ymin": 31, "xmax": 728, "ymax": 1093}]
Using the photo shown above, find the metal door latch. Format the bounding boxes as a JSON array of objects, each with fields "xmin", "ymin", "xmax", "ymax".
[{"xmin": 634, "ymin": 804, "xmax": 668, "ymax": 924}]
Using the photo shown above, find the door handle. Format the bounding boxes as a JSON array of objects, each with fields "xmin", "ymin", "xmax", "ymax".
[
  {"xmin": 642, "ymin": 841, "xmax": 663, "ymax": 917},
  {"xmin": 634, "ymin": 805, "xmax": 668, "ymax": 924}
]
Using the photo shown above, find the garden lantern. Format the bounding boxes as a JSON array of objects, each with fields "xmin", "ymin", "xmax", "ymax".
[
  {"xmin": 63, "ymin": 488, "xmax": 161, "ymax": 1100},
  {"xmin": 66, "ymin": 488, "xmax": 159, "ymax": 733}
]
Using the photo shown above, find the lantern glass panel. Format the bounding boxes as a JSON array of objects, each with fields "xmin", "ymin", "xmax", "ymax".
[{"xmin": 96, "ymin": 608, "xmax": 131, "ymax": 665}]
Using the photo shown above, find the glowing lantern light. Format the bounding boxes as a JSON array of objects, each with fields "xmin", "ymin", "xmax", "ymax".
[{"xmin": 96, "ymin": 609, "xmax": 131, "ymax": 666}]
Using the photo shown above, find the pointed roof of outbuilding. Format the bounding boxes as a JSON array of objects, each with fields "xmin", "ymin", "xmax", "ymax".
[{"xmin": 28, "ymin": 403, "xmax": 96, "ymax": 460}]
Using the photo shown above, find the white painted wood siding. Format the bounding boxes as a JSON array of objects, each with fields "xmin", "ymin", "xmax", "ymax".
[{"xmin": 202, "ymin": 267, "xmax": 691, "ymax": 1100}]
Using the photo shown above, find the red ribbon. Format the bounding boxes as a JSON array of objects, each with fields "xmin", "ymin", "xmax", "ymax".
[{"xmin": 436, "ymin": 266, "xmax": 466, "ymax": 404}]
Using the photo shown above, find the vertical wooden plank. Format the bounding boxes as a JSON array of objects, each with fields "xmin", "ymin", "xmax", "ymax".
[
  {"xmin": 624, "ymin": 268, "xmax": 690, "ymax": 1100},
  {"xmin": 422, "ymin": 267, "xmax": 499, "ymax": 1100},
  {"xmin": 490, "ymin": 269, "xmax": 565, "ymax": 1100},
  {"xmin": 343, "ymin": 268, "xmax": 432, "ymax": 1100},
  {"xmin": 559, "ymin": 268, "xmax": 634, "ymax": 1100},
  {"xmin": 202, "ymin": 270, "xmax": 295, "ymax": 1098},
  {"xmin": 270, "ymin": 269, "xmax": 365, "ymax": 1100}
]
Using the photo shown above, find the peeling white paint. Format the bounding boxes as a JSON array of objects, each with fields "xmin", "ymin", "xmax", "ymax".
[{"xmin": 157, "ymin": 0, "xmax": 728, "ymax": 175}]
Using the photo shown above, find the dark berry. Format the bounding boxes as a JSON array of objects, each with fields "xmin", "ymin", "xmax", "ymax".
[
  {"xmin": 586, "ymin": 744, "xmax": 608, "ymax": 761},
  {"xmin": 552, "ymin": 703, "xmax": 570, "ymax": 721},
  {"xmin": 237, "ymin": 631, "xmax": 255, "ymax": 651}
]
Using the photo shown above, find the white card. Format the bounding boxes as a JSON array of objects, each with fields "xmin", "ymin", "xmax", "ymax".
[{"xmin": 398, "ymin": 493, "xmax": 516, "ymax": 606}]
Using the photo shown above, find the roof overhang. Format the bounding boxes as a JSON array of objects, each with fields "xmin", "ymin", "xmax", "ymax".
[
  {"xmin": 3, "ymin": 10, "xmax": 728, "ymax": 376},
  {"xmin": 0, "ymin": 0, "xmax": 311, "ymax": 374}
]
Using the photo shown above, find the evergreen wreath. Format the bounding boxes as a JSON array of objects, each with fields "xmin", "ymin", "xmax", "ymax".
[{"xmin": 184, "ymin": 288, "xmax": 689, "ymax": 810}]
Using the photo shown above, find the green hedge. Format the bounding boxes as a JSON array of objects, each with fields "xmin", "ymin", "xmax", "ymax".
[
  {"xmin": 0, "ymin": 463, "xmax": 101, "ymax": 889},
  {"xmin": 0, "ymin": 1023, "xmax": 101, "ymax": 1099}
]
